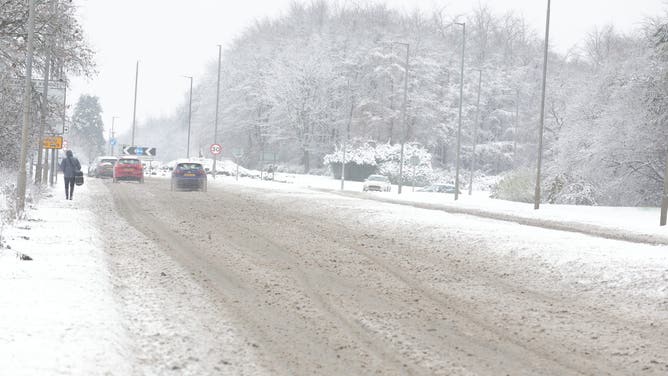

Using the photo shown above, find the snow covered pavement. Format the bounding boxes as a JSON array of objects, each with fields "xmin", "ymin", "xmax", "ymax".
[{"xmin": 0, "ymin": 185, "xmax": 128, "ymax": 375}]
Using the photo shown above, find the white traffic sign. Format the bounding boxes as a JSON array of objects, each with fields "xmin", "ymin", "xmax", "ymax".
[
  {"xmin": 122, "ymin": 146, "xmax": 156, "ymax": 156},
  {"xmin": 210, "ymin": 143, "xmax": 222, "ymax": 155}
]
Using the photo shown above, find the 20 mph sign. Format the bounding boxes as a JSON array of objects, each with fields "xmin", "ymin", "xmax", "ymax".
[{"xmin": 210, "ymin": 144, "xmax": 222, "ymax": 155}]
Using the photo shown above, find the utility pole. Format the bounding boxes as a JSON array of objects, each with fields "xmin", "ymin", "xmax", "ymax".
[
  {"xmin": 185, "ymin": 76, "xmax": 193, "ymax": 158},
  {"xmin": 212, "ymin": 45, "xmax": 222, "ymax": 178},
  {"xmin": 16, "ymin": 0, "xmax": 36, "ymax": 214},
  {"xmin": 131, "ymin": 60, "xmax": 139, "ymax": 146},
  {"xmin": 534, "ymin": 0, "xmax": 551, "ymax": 210},
  {"xmin": 469, "ymin": 68, "xmax": 482, "ymax": 196},
  {"xmin": 395, "ymin": 42, "xmax": 410, "ymax": 195},
  {"xmin": 454, "ymin": 21, "xmax": 466, "ymax": 201}
]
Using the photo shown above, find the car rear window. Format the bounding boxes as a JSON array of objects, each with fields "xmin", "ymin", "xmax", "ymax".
[
  {"xmin": 176, "ymin": 163, "xmax": 203, "ymax": 170},
  {"xmin": 118, "ymin": 159, "xmax": 141, "ymax": 165},
  {"xmin": 101, "ymin": 159, "xmax": 117, "ymax": 164}
]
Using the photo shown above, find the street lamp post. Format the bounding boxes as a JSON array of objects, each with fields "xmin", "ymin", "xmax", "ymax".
[
  {"xmin": 661, "ymin": 151, "xmax": 668, "ymax": 225},
  {"xmin": 534, "ymin": 0, "xmax": 551, "ymax": 210},
  {"xmin": 514, "ymin": 88, "xmax": 520, "ymax": 160},
  {"xmin": 469, "ymin": 68, "xmax": 482, "ymax": 196},
  {"xmin": 454, "ymin": 21, "xmax": 466, "ymax": 201},
  {"xmin": 394, "ymin": 42, "xmax": 410, "ymax": 195},
  {"xmin": 341, "ymin": 89, "xmax": 354, "ymax": 191},
  {"xmin": 212, "ymin": 45, "xmax": 222, "ymax": 179},
  {"xmin": 184, "ymin": 75, "xmax": 193, "ymax": 158},
  {"xmin": 131, "ymin": 60, "xmax": 139, "ymax": 147}
]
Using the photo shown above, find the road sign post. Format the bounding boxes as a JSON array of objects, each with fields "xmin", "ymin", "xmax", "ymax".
[
  {"xmin": 232, "ymin": 148, "xmax": 243, "ymax": 181},
  {"xmin": 122, "ymin": 146, "xmax": 156, "ymax": 157},
  {"xmin": 410, "ymin": 155, "xmax": 420, "ymax": 192},
  {"xmin": 210, "ymin": 144, "xmax": 222, "ymax": 155},
  {"xmin": 260, "ymin": 151, "xmax": 277, "ymax": 181},
  {"xmin": 43, "ymin": 136, "xmax": 63, "ymax": 149},
  {"xmin": 210, "ymin": 144, "xmax": 222, "ymax": 179}
]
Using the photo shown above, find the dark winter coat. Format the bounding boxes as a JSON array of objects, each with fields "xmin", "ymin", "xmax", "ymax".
[{"xmin": 60, "ymin": 156, "xmax": 81, "ymax": 178}]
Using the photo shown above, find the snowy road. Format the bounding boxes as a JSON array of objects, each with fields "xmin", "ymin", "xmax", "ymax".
[{"xmin": 97, "ymin": 177, "xmax": 668, "ymax": 375}]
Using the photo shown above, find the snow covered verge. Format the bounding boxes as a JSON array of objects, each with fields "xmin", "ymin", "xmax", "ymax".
[
  {"xmin": 0, "ymin": 186, "xmax": 129, "ymax": 375},
  {"xmin": 205, "ymin": 170, "xmax": 668, "ymax": 246}
]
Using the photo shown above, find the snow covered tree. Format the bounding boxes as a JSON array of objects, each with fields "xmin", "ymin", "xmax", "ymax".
[
  {"xmin": 0, "ymin": 0, "xmax": 94, "ymax": 169},
  {"xmin": 69, "ymin": 95, "xmax": 105, "ymax": 164},
  {"xmin": 146, "ymin": 1, "xmax": 667, "ymax": 206}
]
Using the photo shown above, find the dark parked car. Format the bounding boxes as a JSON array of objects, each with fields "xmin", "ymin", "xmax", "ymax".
[
  {"xmin": 171, "ymin": 162, "xmax": 207, "ymax": 192},
  {"xmin": 89, "ymin": 156, "xmax": 118, "ymax": 178},
  {"xmin": 417, "ymin": 183, "xmax": 459, "ymax": 194},
  {"xmin": 113, "ymin": 158, "xmax": 144, "ymax": 183}
]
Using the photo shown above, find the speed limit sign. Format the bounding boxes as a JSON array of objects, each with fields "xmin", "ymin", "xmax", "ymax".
[{"xmin": 210, "ymin": 143, "xmax": 222, "ymax": 155}]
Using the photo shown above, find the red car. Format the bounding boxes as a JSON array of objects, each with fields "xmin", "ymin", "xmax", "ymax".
[{"xmin": 113, "ymin": 157, "xmax": 144, "ymax": 183}]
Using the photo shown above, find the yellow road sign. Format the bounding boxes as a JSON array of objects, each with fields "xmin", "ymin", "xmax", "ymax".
[{"xmin": 43, "ymin": 136, "xmax": 63, "ymax": 149}]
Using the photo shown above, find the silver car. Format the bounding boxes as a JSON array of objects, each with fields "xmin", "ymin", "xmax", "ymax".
[{"xmin": 362, "ymin": 175, "xmax": 391, "ymax": 192}]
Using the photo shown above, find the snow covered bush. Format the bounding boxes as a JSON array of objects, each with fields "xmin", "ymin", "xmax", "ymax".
[
  {"xmin": 323, "ymin": 142, "xmax": 377, "ymax": 166},
  {"xmin": 375, "ymin": 143, "xmax": 433, "ymax": 186},
  {"xmin": 545, "ymin": 174, "xmax": 599, "ymax": 205},
  {"xmin": 0, "ymin": 169, "xmax": 17, "ymax": 236},
  {"xmin": 490, "ymin": 169, "xmax": 535, "ymax": 203}
]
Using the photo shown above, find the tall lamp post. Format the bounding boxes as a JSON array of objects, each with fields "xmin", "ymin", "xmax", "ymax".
[
  {"xmin": 394, "ymin": 41, "xmax": 410, "ymax": 195},
  {"xmin": 468, "ymin": 68, "xmax": 482, "ymax": 196},
  {"xmin": 212, "ymin": 45, "xmax": 222, "ymax": 178},
  {"xmin": 453, "ymin": 21, "xmax": 466, "ymax": 201},
  {"xmin": 661, "ymin": 151, "xmax": 668, "ymax": 226},
  {"xmin": 184, "ymin": 75, "xmax": 193, "ymax": 158},
  {"xmin": 131, "ymin": 60, "xmax": 139, "ymax": 147},
  {"xmin": 534, "ymin": 0, "xmax": 551, "ymax": 210},
  {"xmin": 341, "ymin": 82, "xmax": 354, "ymax": 191}
]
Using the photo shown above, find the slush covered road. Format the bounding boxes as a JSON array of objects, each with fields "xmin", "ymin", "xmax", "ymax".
[{"xmin": 97, "ymin": 177, "xmax": 668, "ymax": 375}]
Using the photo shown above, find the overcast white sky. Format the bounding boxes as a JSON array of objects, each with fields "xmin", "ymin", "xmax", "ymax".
[{"xmin": 68, "ymin": 0, "xmax": 666, "ymax": 142}]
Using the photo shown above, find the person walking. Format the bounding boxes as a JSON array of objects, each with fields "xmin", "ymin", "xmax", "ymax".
[{"xmin": 60, "ymin": 150, "xmax": 81, "ymax": 200}]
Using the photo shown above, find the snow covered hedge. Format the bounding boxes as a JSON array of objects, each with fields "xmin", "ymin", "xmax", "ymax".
[
  {"xmin": 324, "ymin": 141, "xmax": 434, "ymax": 184},
  {"xmin": 491, "ymin": 170, "xmax": 600, "ymax": 205},
  {"xmin": 490, "ymin": 169, "xmax": 534, "ymax": 203}
]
